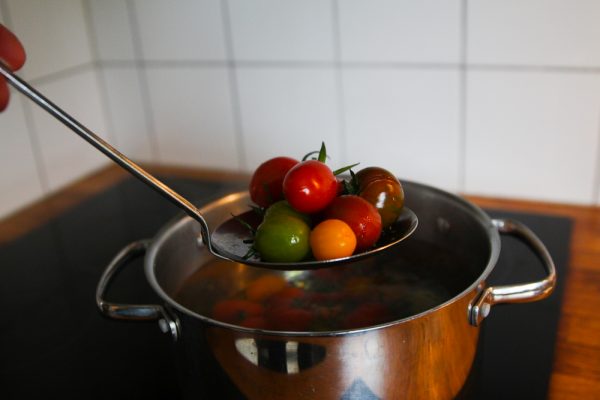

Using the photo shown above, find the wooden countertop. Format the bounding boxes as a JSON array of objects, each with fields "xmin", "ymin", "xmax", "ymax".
[{"xmin": 1, "ymin": 164, "xmax": 598, "ymax": 399}]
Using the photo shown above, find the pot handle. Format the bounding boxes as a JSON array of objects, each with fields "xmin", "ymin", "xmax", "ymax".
[
  {"xmin": 95, "ymin": 240, "xmax": 179, "ymax": 339},
  {"xmin": 468, "ymin": 219, "xmax": 557, "ymax": 326}
]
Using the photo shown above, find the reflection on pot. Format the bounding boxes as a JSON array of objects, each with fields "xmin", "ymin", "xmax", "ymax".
[{"xmin": 234, "ymin": 338, "xmax": 326, "ymax": 374}]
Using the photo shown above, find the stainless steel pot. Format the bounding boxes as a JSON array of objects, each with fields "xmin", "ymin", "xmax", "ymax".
[{"xmin": 96, "ymin": 180, "xmax": 555, "ymax": 399}]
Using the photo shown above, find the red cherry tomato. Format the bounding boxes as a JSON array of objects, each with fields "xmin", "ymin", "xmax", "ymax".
[
  {"xmin": 249, "ymin": 157, "xmax": 299, "ymax": 208},
  {"xmin": 283, "ymin": 160, "xmax": 338, "ymax": 214},
  {"xmin": 267, "ymin": 307, "xmax": 314, "ymax": 331},
  {"xmin": 211, "ymin": 299, "xmax": 264, "ymax": 325},
  {"xmin": 323, "ymin": 195, "xmax": 382, "ymax": 251}
]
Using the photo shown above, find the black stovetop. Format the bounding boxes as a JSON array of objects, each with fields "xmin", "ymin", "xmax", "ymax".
[{"xmin": 0, "ymin": 176, "xmax": 571, "ymax": 399}]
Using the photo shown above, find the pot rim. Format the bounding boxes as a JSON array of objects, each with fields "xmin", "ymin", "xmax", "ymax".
[{"xmin": 144, "ymin": 180, "xmax": 501, "ymax": 337}]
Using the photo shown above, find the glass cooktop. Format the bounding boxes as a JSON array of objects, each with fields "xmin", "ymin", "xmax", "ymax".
[{"xmin": 0, "ymin": 176, "xmax": 571, "ymax": 399}]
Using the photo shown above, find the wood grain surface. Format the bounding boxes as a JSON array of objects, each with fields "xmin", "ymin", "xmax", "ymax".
[{"xmin": 1, "ymin": 165, "xmax": 598, "ymax": 399}]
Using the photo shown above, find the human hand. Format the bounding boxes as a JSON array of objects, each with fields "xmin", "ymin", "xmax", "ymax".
[{"xmin": 0, "ymin": 24, "xmax": 26, "ymax": 111}]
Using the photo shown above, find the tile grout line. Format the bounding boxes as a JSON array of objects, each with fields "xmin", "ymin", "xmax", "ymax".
[
  {"xmin": 221, "ymin": 0, "xmax": 247, "ymax": 171},
  {"xmin": 125, "ymin": 0, "xmax": 160, "ymax": 162},
  {"xmin": 332, "ymin": 0, "xmax": 348, "ymax": 165},
  {"xmin": 81, "ymin": 0, "xmax": 119, "ymax": 147},
  {"xmin": 56, "ymin": 59, "xmax": 600, "ymax": 75},
  {"xmin": 459, "ymin": 0, "xmax": 469, "ymax": 192},
  {"xmin": 28, "ymin": 62, "xmax": 96, "ymax": 86},
  {"xmin": 0, "ymin": 0, "xmax": 50, "ymax": 195}
]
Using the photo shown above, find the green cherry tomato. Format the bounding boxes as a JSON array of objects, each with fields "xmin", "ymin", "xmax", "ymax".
[
  {"xmin": 254, "ymin": 215, "xmax": 311, "ymax": 263},
  {"xmin": 264, "ymin": 200, "xmax": 312, "ymax": 226}
]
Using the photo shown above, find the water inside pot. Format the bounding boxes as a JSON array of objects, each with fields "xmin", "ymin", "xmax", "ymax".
[{"xmin": 174, "ymin": 237, "xmax": 477, "ymax": 331}]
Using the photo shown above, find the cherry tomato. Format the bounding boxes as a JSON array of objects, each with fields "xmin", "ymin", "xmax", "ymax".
[
  {"xmin": 249, "ymin": 157, "xmax": 299, "ymax": 208},
  {"xmin": 355, "ymin": 166, "xmax": 397, "ymax": 185},
  {"xmin": 323, "ymin": 195, "xmax": 382, "ymax": 251},
  {"xmin": 254, "ymin": 215, "xmax": 311, "ymax": 262},
  {"xmin": 267, "ymin": 307, "xmax": 314, "ymax": 331},
  {"xmin": 245, "ymin": 275, "xmax": 287, "ymax": 302},
  {"xmin": 266, "ymin": 286, "xmax": 305, "ymax": 305},
  {"xmin": 264, "ymin": 200, "xmax": 311, "ymax": 226},
  {"xmin": 309, "ymin": 219, "xmax": 357, "ymax": 261},
  {"xmin": 283, "ymin": 160, "xmax": 338, "ymax": 214},
  {"xmin": 212, "ymin": 299, "xmax": 264, "ymax": 325},
  {"xmin": 355, "ymin": 167, "xmax": 404, "ymax": 228}
]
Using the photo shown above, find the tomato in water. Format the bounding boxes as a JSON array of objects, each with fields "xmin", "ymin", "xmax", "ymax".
[
  {"xmin": 309, "ymin": 219, "xmax": 357, "ymax": 261},
  {"xmin": 245, "ymin": 275, "xmax": 287, "ymax": 302},
  {"xmin": 355, "ymin": 167, "xmax": 404, "ymax": 229},
  {"xmin": 249, "ymin": 157, "xmax": 299, "ymax": 208},
  {"xmin": 211, "ymin": 299, "xmax": 264, "ymax": 325},
  {"xmin": 267, "ymin": 307, "xmax": 314, "ymax": 331},
  {"xmin": 283, "ymin": 160, "xmax": 338, "ymax": 214},
  {"xmin": 323, "ymin": 195, "xmax": 382, "ymax": 251}
]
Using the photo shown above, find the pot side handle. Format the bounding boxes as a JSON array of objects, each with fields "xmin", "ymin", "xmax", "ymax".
[
  {"xmin": 468, "ymin": 219, "xmax": 557, "ymax": 327},
  {"xmin": 95, "ymin": 240, "xmax": 179, "ymax": 339}
]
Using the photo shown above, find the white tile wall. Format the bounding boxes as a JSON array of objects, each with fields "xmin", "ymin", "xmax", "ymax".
[
  {"xmin": 237, "ymin": 67, "xmax": 342, "ymax": 169},
  {"xmin": 343, "ymin": 68, "xmax": 461, "ymax": 191},
  {"xmin": 2, "ymin": 0, "xmax": 600, "ymax": 221},
  {"xmin": 468, "ymin": 0, "xmax": 600, "ymax": 67},
  {"xmin": 29, "ymin": 70, "xmax": 109, "ymax": 192},
  {"xmin": 228, "ymin": 0, "xmax": 335, "ymax": 62},
  {"xmin": 87, "ymin": 0, "xmax": 136, "ymax": 61},
  {"xmin": 338, "ymin": 0, "xmax": 462, "ymax": 63},
  {"xmin": 132, "ymin": 0, "xmax": 226, "ymax": 61},
  {"xmin": 100, "ymin": 67, "xmax": 153, "ymax": 161},
  {"xmin": 466, "ymin": 70, "xmax": 600, "ymax": 204},
  {"xmin": 145, "ymin": 66, "xmax": 239, "ymax": 169},
  {"xmin": 7, "ymin": 0, "xmax": 93, "ymax": 80}
]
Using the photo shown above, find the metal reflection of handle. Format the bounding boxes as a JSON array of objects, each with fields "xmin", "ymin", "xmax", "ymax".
[
  {"xmin": 469, "ymin": 219, "xmax": 557, "ymax": 326},
  {"xmin": 95, "ymin": 240, "xmax": 179, "ymax": 340},
  {"xmin": 0, "ymin": 62, "xmax": 213, "ymax": 253}
]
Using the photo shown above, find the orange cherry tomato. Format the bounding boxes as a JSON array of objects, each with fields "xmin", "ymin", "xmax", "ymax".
[
  {"xmin": 245, "ymin": 275, "xmax": 288, "ymax": 302},
  {"xmin": 309, "ymin": 219, "xmax": 357, "ymax": 261}
]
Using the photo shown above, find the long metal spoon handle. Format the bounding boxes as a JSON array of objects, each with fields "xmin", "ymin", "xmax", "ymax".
[{"xmin": 0, "ymin": 62, "xmax": 212, "ymax": 247}]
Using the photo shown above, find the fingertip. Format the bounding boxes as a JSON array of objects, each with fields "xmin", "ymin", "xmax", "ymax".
[
  {"xmin": 0, "ymin": 78, "xmax": 10, "ymax": 111},
  {"xmin": 0, "ymin": 24, "xmax": 26, "ymax": 71}
]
